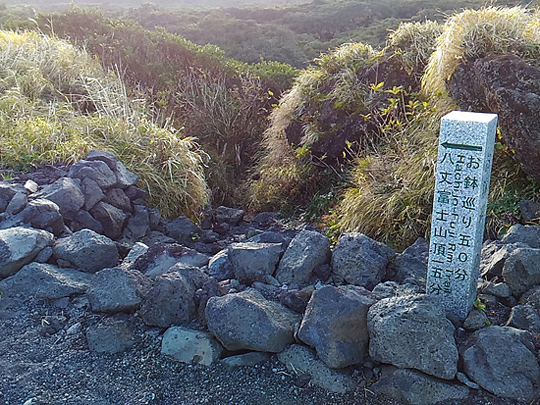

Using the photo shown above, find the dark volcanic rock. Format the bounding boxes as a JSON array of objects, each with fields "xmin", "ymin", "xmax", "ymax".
[{"xmin": 448, "ymin": 53, "xmax": 540, "ymax": 181}]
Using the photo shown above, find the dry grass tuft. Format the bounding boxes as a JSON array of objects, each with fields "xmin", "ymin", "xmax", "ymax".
[
  {"xmin": 0, "ymin": 30, "xmax": 209, "ymax": 218},
  {"xmin": 422, "ymin": 6, "xmax": 540, "ymax": 105}
]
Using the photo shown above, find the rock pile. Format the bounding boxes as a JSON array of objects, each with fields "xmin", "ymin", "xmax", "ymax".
[{"xmin": 0, "ymin": 151, "xmax": 539, "ymax": 404}]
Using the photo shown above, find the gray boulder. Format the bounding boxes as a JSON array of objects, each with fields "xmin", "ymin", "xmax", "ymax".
[
  {"xmin": 371, "ymin": 366, "xmax": 469, "ymax": 405},
  {"xmin": 69, "ymin": 210, "xmax": 104, "ymax": 234},
  {"xmin": 502, "ymin": 224, "xmax": 540, "ymax": 248},
  {"xmin": 520, "ymin": 199, "xmax": 540, "ymax": 222},
  {"xmin": 331, "ymin": 233, "xmax": 395, "ymax": 289},
  {"xmin": 480, "ymin": 241, "xmax": 528, "ymax": 279},
  {"xmin": 371, "ymin": 280, "xmax": 423, "ymax": 299},
  {"xmin": 140, "ymin": 271, "xmax": 204, "ymax": 327},
  {"xmin": 0, "ymin": 263, "xmax": 92, "ymax": 299},
  {"xmin": 205, "ymin": 289, "xmax": 301, "ymax": 352},
  {"xmin": 52, "ymin": 229, "xmax": 119, "ymax": 273},
  {"xmin": 87, "ymin": 267, "xmax": 151, "ymax": 313},
  {"xmin": 34, "ymin": 177, "xmax": 85, "ymax": 220},
  {"xmin": 520, "ymin": 286, "xmax": 540, "ymax": 309},
  {"xmin": 208, "ymin": 249, "xmax": 234, "ymax": 281},
  {"xmin": 463, "ymin": 309, "xmax": 488, "ymax": 331},
  {"xmin": 0, "ymin": 226, "xmax": 54, "ymax": 278},
  {"xmin": 0, "ymin": 181, "xmax": 23, "ymax": 213},
  {"xmin": 297, "ymin": 285, "xmax": 375, "ymax": 369},
  {"xmin": 215, "ymin": 206, "xmax": 245, "ymax": 226},
  {"xmin": 275, "ymin": 230, "xmax": 330, "ymax": 286},
  {"xmin": 87, "ymin": 318, "xmax": 135, "ymax": 353},
  {"xmin": 90, "ymin": 201, "xmax": 127, "ymax": 240},
  {"xmin": 277, "ymin": 344, "xmax": 356, "ymax": 394},
  {"xmin": 79, "ymin": 177, "xmax": 104, "ymax": 211},
  {"xmin": 460, "ymin": 325, "xmax": 539, "ymax": 400},
  {"xmin": 134, "ymin": 244, "xmax": 208, "ymax": 278},
  {"xmin": 228, "ymin": 242, "xmax": 282, "ymax": 285},
  {"xmin": 5, "ymin": 192, "xmax": 27, "ymax": 215},
  {"xmin": 221, "ymin": 352, "xmax": 271, "ymax": 368},
  {"xmin": 103, "ymin": 188, "xmax": 132, "ymax": 213},
  {"xmin": 367, "ymin": 294, "xmax": 458, "ymax": 380},
  {"xmin": 86, "ymin": 149, "xmax": 139, "ymax": 188},
  {"xmin": 68, "ymin": 159, "xmax": 116, "ymax": 189},
  {"xmin": 165, "ymin": 216, "xmax": 201, "ymax": 245},
  {"xmin": 120, "ymin": 242, "xmax": 149, "ymax": 269},
  {"xmin": 17, "ymin": 199, "xmax": 64, "ymax": 234},
  {"xmin": 123, "ymin": 205, "xmax": 150, "ymax": 242},
  {"xmin": 161, "ymin": 326, "xmax": 223, "ymax": 366},
  {"xmin": 505, "ymin": 305, "xmax": 540, "ymax": 334},
  {"xmin": 502, "ymin": 247, "xmax": 540, "ymax": 296}
]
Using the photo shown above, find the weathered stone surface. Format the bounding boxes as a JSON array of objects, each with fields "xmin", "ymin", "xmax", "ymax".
[
  {"xmin": 90, "ymin": 201, "xmax": 127, "ymax": 240},
  {"xmin": 215, "ymin": 206, "xmax": 245, "ymax": 226},
  {"xmin": 481, "ymin": 281, "xmax": 512, "ymax": 298},
  {"xmin": 17, "ymin": 199, "xmax": 64, "ymax": 233},
  {"xmin": 103, "ymin": 188, "xmax": 132, "ymax": 213},
  {"xmin": 86, "ymin": 149, "xmax": 138, "ymax": 188},
  {"xmin": 125, "ymin": 186, "xmax": 147, "ymax": 205},
  {"xmin": 275, "ymin": 230, "xmax": 330, "ymax": 286},
  {"xmin": 120, "ymin": 242, "xmax": 148, "ymax": 269},
  {"xmin": 277, "ymin": 344, "xmax": 356, "ymax": 394},
  {"xmin": 391, "ymin": 237, "xmax": 428, "ymax": 284},
  {"xmin": 34, "ymin": 177, "xmax": 85, "ymax": 220},
  {"xmin": 87, "ymin": 318, "xmax": 135, "ymax": 353},
  {"xmin": 371, "ymin": 366, "xmax": 469, "ymax": 405},
  {"xmin": 248, "ymin": 231, "xmax": 292, "ymax": 250},
  {"xmin": 161, "ymin": 326, "xmax": 222, "ymax": 366},
  {"xmin": 0, "ymin": 182, "xmax": 22, "ymax": 213},
  {"xmin": 208, "ymin": 249, "xmax": 234, "ymax": 281},
  {"xmin": 123, "ymin": 205, "xmax": 150, "ymax": 242},
  {"xmin": 502, "ymin": 248, "xmax": 540, "ymax": 296},
  {"xmin": 460, "ymin": 325, "xmax": 540, "ymax": 400},
  {"xmin": 501, "ymin": 224, "xmax": 540, "ymax": 248},
  {"xmin": 140, "ymin": 271, "xmax": 204, "ymax": 328},
  {"xmin": 165, "ymin": 216, "xmax": 201, "ymax": 245},
  {"xmin": 427, "ymin": 111, "xmax": 497, "ymax": 319},
  {"xmin": 448, "ymin": 54, "xmax": 540, "ymax": 182},
  {"xmin": 221, "ymin": 352, "xmax": 271, "ymax": 368},
  {"xmin": 68, "ymin": 159, "xmax": 116, "ymax": 189},
  {"xmin": 5, "ymin": 192, "xmax": 27, "ymax": 215},
  {"xmin": 87, "ymin": 267, "xmax": 151, "ymax": 313},
  {"xmin": 505, "ymin": 305, "xmax": 540, "ymax": 334},
  {"xmin": 298, "ymin": 285, "xmax": 375, "ymax": 369},
  {"xmin": 331, "ymin": 233, "xmax": 395, "ymax": 289},
  {"xmin": 520, "ymin": 200, "xmax": 540, "ymax": 222},
  {"xmin": 53, "ymin": 229, "xmax": 119, "ymax": 273},
  {"xmin": 367, "ymin": 294, "xmax": 458, "ymax": 380},
  {"xmin": 0, "ymin": 263, "xmax": 92, "ymax": 299},
  {"xmin": 80, "ymin": 177, "xmax": 104, "ymax": 211},
  {"xmin": 228, "ymin": 242, "xmax": 283, "ymax": 285},
  {"xmin": 134, "ymin": 244, "xmax": 208, "ymax": 278},
  {"xmin": 205, "ymin": 289, "xmax": 300, "ymax": 352},
  {"xmin": 463, "ymin": 309, "xmax": 488, "ymax": 331},
  {"xmin": 480, "ymin": 241, "xmax": 528, "ymax": 279},
  {"xmin": 279, "ymin": 286, "xmax": 314, "ymax": 313},
  {"xmin": 520, "ymin": 286, "xmax": 540, "ymax": 309},
  {"xmin": 0, "ymin": 227, "xmax": 54, "ymax": 278},
  {"xmin": 69, "ymin": 210, "xmax": 104, "ymax": 234},
  {"xmin": 371, "ymin": 280, "xmax": 423, "ymax": 300}
]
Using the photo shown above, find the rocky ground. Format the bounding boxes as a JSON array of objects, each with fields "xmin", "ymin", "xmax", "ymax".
[
  {"xmin": 0, "ymin": 154, "xmax": 539, "ymax": 405},
  {"xmin": 0, "ymin": 296, "xmax": 528, "ymax": 405}
]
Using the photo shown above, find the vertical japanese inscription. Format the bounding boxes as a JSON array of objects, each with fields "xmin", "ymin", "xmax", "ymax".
[{"xmin": 427, "ymin": 111, "xmax": 498, "ymax": 319}]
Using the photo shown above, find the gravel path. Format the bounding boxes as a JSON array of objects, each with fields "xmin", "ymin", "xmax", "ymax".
[{"xmin": 0, "ymin": 296, "xmax": 528, "ymax": 405}]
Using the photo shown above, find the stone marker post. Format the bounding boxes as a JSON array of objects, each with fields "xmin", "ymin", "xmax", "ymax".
[{"xmin": 427, "ymin": 111, "xmax": 498, "ymax": 319}]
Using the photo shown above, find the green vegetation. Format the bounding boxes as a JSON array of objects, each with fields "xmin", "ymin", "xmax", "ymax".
[
  {"xmin": 123, "ymin": 0, "xmax": 531, "ymax": 67},
  {"xmin": 253, "ymin": 7, "xmax": 540, "ymax": 249},
  {"xmin": 0, "ymin": 2, "xmax": 539, "ymax": 250},
  {"xmin": 24, "ymin": 6, "xmax": 298, "ymax": 206},
  {"xmin": 0, "ymin": 30, "xmax": 209, "ymax": 218}
]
